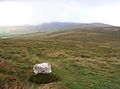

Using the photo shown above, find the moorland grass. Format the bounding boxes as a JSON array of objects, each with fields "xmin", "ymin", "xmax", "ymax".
[{"xmin": 0, "ymin": 28, "xmax": 120, "ymax": 89}]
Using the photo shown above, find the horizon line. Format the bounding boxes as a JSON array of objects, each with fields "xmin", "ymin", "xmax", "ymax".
[{"xmin": 0, "ymin": 21, "xmax": 116, "ymax": 27}]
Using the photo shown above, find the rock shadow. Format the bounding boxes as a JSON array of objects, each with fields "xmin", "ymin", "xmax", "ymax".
[{"xmin": 29, "ymin": 73, "xmax": 60, "ymax": 84}]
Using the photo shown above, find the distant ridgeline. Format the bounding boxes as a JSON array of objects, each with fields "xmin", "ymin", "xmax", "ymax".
[{"xmin": 0, "ymin": 22, "xmax": 114, "ymax": 38}]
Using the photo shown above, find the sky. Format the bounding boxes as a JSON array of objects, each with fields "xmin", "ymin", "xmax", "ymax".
[{"xmin": 0, "ymin": 0, "xmax": 120, "ymax": 26}]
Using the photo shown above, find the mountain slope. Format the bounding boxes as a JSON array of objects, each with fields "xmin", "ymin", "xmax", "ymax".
[
  {"xmin": 0, "ymin": 22, "xmax": 113, "ymax": 37},
  {"xmin": 45, "ymin": 26, "xmax": 120, "ymax": 41},
  {"xmin": 37, "ymin": 22, "xmax": 112, "ymax": 32}
]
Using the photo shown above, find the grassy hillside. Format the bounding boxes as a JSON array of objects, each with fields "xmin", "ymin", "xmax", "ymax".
[{"xmin": 0, "ymin": 27, "xmax": 120, "ymax": 89}]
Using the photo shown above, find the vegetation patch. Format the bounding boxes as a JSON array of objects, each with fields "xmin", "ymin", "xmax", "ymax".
[{"xmin": 29, "ymin": 73, "xmax": 60, "ymax": 84}]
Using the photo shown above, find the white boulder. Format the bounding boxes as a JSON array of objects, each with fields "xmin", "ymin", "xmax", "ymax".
[{"xmin": 33, "ymin": 63, "xmax": 52, "ymax": 74}]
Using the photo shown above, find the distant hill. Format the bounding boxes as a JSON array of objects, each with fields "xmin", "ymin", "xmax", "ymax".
[
  {"xmin": 37, "ymin": 22, "xmax": 112, "ymax": 32},
  {"xmin": 46, "ymin": 26, "xmax": 120, "ymax": 41},
  {"xmin": 0, "ymin": 22, "xmax": 113, "ymax": 37},
  {"xmin": 0, "ymin": 25, "xmax": 42, "ymax": 37}
]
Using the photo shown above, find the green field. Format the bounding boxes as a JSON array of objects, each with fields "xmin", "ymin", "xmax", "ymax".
[{"xmin": 0, "ymin": 27, "xmax": 120, "ymax": 89}]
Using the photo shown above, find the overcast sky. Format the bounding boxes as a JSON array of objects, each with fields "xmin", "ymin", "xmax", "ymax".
[{"xmin": 0, "ymin": 0, "xmax": 120, "ymax": 26}]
